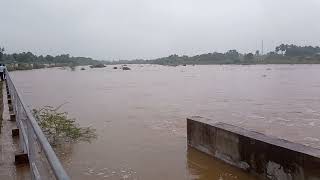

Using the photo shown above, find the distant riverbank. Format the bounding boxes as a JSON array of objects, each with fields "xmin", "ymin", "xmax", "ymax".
[
  {"xmin": 2, "ymin": 44, "xmax": 320, "ymax": 71},
  {"xmin": 104, "ymin": 54, "xmax": 320, "ymax": 66},
  {"xmin": 7, "ymin": 59, "xmax": 320, "ymax": 72}
]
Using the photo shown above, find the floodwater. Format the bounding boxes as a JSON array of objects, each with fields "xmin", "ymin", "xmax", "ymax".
[{"xmin": 11, "ymin": 64, "xmax": 320, "ymax": 180}]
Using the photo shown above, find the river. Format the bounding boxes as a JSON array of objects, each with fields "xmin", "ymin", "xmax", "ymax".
[{"xmin": 11, "ymin": 64, "xmax": 320, "ymax": 180}]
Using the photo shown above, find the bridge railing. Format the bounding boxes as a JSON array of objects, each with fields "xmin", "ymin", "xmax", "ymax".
[{"xmin": 5, "ymin": 70, "xmax": 70, "ymax": 180}]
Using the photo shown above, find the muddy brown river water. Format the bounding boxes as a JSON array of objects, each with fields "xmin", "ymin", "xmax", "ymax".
[{"xmin": 11, "ymin": 64, "xmax": 320, "ymax": 180}]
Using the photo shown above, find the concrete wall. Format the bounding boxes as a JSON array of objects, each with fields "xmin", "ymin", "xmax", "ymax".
[{"xmin": 187, "ymin": 116, "xmax": 320, "ymax": 180}]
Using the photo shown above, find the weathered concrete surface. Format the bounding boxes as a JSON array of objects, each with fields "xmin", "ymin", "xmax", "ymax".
[
  {"xmin": 0, "ymin": 82, "xmax": 31, "ymax": 179},
  {"xmin": 187, "ymin": 116, "xmax": 320, "ymax": 180}
]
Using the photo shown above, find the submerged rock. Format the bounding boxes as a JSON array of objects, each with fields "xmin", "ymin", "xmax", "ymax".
[
  {"xmin": 90, "ymin": 64, "xmax": 106, "ymax": 68},
  {"xmin": 122, "ymin": 66, "xmax": 131, "ymax": 70}
]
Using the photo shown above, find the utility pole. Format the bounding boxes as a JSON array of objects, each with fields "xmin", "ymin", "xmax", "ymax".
[{"xmin": 261, "ymin": 40, "xmax": 264, "ymax": 55}]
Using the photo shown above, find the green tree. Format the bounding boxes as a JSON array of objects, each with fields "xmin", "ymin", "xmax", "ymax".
[
  {"xmin": 225, "ymin": 50, "xmax": 239, "ymax": 58},
  {"xmin": 33, "ymin": 105, "xmax": 97, "ymax": 146},
  {"xmin": 0, "ymin": 47, "xmax": 4, "ymax": 61},
  {"xmin": 279, "ymin": 44, "xmax": 286, "ymax": 54},
  {"xmin": 45, "ymin": 55, "xmax": 55, "ymax": 65},
  {"xmin": 244, "ymin": 53, "xmax": 254, "ymax": 60}
]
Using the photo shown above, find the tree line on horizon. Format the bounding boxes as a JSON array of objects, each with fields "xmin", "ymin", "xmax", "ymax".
[
  {"xmin": 0, "ymin": 48, "xmax": 100, "ymax": 70},
  {"xmin": 1, "ymin": 44, "xmax": 320, "ymax": 70},
  {"xmin": 105, "ymin": 44, "xmax": 320, "ymax": 65}
]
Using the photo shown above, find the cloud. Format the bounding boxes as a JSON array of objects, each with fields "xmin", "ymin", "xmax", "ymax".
[{"xmin": 1, "ymin": 0, "xmax": 319, "ymax": 60}]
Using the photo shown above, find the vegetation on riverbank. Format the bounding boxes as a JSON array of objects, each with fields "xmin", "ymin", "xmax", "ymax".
[
  {"xmin": 32, "ymin": 105, "xmax": 97, "ymax": 146},
  {"xmin": 1, "ymin": 44, "xmax": 320, "ymax": 71},
  {"xmin": 0, "ymin": 48, "xmax": 101, "ymax": 71},
  {"xmin": 104, "ymin": 44, "xmax": 320, "ymax": 66}
]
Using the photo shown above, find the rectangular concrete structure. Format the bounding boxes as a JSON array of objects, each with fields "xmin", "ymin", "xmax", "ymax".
[{"xmin": 187, "ymin": 116, "xmax": 320, "ymax": 180}]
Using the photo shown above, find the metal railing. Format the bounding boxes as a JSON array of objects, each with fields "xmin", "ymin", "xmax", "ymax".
[{"xmin": 5, "ymin": 70, "xmax": 70, "ymax": 180}]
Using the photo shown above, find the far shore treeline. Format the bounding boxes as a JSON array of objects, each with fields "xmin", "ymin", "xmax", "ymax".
[
  {"xmin": 0, "ymin": 44, "xmax": 320, "ymax": 71},
  {"xmin": 0, "ymin": 48, "xmax": 101, "ymax": 70}
]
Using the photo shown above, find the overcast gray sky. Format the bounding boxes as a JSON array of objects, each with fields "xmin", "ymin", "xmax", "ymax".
[{"xmin": 1, "ymin": 0, "xmax": 320, "ymax": 60}]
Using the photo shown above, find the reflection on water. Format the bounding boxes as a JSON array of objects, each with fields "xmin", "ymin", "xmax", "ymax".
[
  {"xmin": 187, "ymin": 148, "xmax": 257, "ymax": 180},
  {"xmin": 11, "ymin": 64, "xmax": 320, "ymax": 179}
]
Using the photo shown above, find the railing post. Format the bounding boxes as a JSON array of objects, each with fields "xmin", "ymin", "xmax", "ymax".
[{"xmin": 10, "ymin": 114, "xmax": 16, "ymax": 121}]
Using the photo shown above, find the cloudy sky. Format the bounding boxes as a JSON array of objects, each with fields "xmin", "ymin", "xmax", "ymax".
[{"xmin": 1, "ymin": 0, "xmax": 320, "ymax": 60}]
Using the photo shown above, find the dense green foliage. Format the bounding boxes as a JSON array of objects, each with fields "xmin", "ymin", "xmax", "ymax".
[
  {"xmin": 32, "ymin": 106, "xmax": 97, "ymax": 146},
  {"xmin": 1, "ymin": 52, "xmax": 100, "ymax": 65},
  {"xmin": 104, "ymin": 44, "xmax": 320, "ymax": 65},
  {"xmin": 275, "ymin": 44, "xmax": 320, "ymax": 56},
  {"xmin": 0, "ymin": 50, "xmax": 100, "ymax": 71},
  {"xmin": 0, "ymin": 47, "xmax": 4, "ymax": 62}
]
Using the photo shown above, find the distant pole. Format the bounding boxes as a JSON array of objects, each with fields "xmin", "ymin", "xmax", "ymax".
[{"xmin": 261, "ymin": 40, "xmax": 264, "ymax": 55}]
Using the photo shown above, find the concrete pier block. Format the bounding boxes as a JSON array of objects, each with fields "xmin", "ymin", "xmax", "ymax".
[
  {"xmin": 12, "ymin": 128, "xmax": 19, "ymax": 137},
  {"xmin": 187, "ymin": 116, "xmax": 320, "ymax": 180},
  {"xmin": 14, "ymin": 153, "xmax": 29, "ymax": 165}
]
